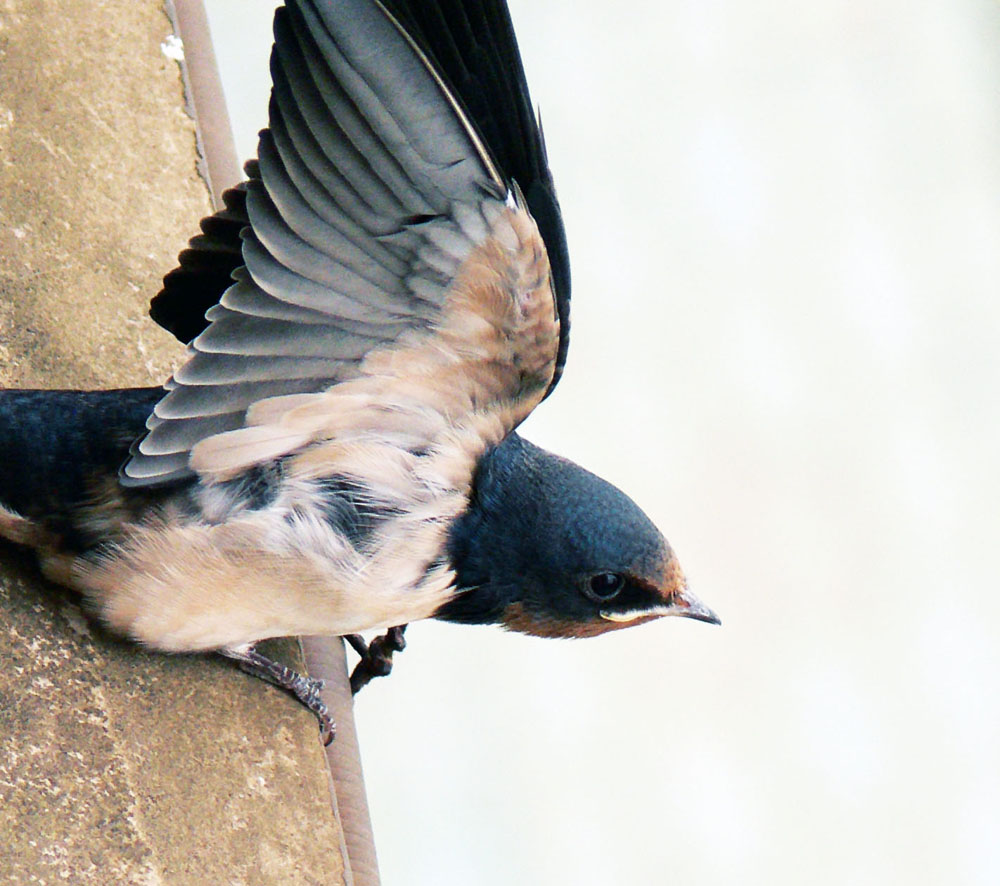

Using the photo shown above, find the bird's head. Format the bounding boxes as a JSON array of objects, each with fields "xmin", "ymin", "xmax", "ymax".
[{"xmin": 438, "ymin": 433, "xmax": 719, "ymax": 638}]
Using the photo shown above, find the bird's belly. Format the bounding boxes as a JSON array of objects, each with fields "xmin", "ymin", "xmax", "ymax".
[{"xmin": 66, "ymin": 511, "xmax": 457, "ymax": 652}]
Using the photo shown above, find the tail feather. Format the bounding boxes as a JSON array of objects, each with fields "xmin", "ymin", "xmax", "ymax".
[{"xmin": 0, "ymin": 388, "xmax": 167, "ymax": 547}]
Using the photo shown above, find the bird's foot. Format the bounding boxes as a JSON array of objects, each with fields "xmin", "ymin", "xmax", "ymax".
[
  {"xmin": 345, "ymin": 624, "xmax": 407, "ymax": 695},
  {"xmin": 221, "ymin": 644, "xmax": 335, "ymax": 745}
]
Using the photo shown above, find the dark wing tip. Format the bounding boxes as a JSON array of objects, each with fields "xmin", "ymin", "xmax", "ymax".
[
  {"xmin": 149, "ymin": 174, "xmax": 255, "ymax": 345},
  {"xmin": 377, "ymin": 0, "xmax": 570, "ymax": 390},
  {"xmin": 149, "ymin": 3, "xmax": 570, "ymax": 381}
]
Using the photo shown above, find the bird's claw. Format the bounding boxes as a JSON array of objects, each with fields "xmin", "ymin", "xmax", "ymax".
[
  {"xmin": 286, "ymin": 671, "xmax": 335, "ymax": 745},
  {"xmin": 221, "ymin": 644, "xmax": 335, "ymax": 744},
  {"xmin": 347, "ymin": 624, "xmax": 408, "ymax": 695}
]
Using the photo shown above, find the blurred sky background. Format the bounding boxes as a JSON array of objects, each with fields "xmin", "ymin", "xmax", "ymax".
[{"xmin": 200, "ymin": 2, "xmax": 1000, "ymax": 883}]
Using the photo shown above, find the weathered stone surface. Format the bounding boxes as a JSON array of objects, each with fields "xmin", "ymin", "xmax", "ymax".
[
  {"xmin": 0, "ymin": 0, "xmax": 198, "ymax": 389},
  {"xmin": 0, "ymin": 1, "xmax": 345, "ymax": 882}
]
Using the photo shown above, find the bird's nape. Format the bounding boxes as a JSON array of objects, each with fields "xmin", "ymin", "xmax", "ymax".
[{"xmin": 438, "ymin": 433, "xmax": 720, "ymax": 638}]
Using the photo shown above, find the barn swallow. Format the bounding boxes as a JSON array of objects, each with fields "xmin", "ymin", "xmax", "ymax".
[{"xmin": 0, "ymin": 0, "xmax": 718, "ymax": 740}]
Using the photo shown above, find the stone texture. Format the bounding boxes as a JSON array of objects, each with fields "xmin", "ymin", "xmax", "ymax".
[
  {"xmin": 0, "ymin": 1, "xmax": 345, "ymax": 882},
  {"xmin": 0, "ymin": 0, "xmax": 199, "ymax": 388}
]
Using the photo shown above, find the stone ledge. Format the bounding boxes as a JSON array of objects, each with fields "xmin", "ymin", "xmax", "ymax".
[{"xmin": 0, "ymin": 1, "xmax": 345, "ymax": 882}]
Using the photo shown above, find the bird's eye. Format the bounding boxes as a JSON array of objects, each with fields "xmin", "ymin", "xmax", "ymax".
[{"xmin": 586, "ymin": 572, "xmax": 625, "ymax": 600}]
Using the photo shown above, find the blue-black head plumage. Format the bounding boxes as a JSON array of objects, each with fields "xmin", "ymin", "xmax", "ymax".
[{"xmin": 439, "ymin": 433, "xmax": 719, "ymax": 638}]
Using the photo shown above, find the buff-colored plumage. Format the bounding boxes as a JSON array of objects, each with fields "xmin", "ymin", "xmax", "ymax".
[{"xmin": 59, "ymin": 198, "xmax": 558, "ymax": 653}]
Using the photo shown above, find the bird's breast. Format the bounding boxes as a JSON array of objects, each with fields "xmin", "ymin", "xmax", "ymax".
[{"xmin": 70, "ymin": 418, "xmax": 522, "ymax": 652}]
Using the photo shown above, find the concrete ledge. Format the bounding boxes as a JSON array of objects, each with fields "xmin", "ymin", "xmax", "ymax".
[{"xmin": 0, "ymin": 1, "xmax": 345, "ymax": 881}]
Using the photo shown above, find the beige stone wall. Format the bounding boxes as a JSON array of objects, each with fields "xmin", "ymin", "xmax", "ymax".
[{"xmin": 0, "ymin": 1, "xmax": 345, "ymax": 882}]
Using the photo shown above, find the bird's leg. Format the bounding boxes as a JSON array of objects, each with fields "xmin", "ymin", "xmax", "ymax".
[
  {"xmin": 220, "ymin": 643, "xmax": 335, "ymax": 745},
  {"xmin": 344, "ymin": 633, "xmax": 370, "ymax": 659},
  {"xmin": 346, "ymin": 624, "xmax": 408, "ymax": 695}
]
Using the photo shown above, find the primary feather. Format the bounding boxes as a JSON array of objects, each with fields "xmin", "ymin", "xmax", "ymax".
[{"xmin": 127, "ymin": 0, "xmax": 569, "ymax": 489}]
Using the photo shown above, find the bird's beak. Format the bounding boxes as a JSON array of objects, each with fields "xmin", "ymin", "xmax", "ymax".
[
  {"xmin": 599, "ymin": 587, "xmax": 721, "ymax": 626},
  {"xmin": 664, "ymin": 586, "xmax": 721, "ymax": 625}
]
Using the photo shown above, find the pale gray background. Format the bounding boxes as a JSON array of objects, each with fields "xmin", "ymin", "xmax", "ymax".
[{"xmin": 199, "ymin": 1, "xmax": 1000, "ymax": 883}]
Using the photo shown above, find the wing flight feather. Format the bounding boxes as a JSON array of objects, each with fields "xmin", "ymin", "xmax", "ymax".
[{"xmin": 124, "ymin": 0, "xmax": 566, "ymax": 487}]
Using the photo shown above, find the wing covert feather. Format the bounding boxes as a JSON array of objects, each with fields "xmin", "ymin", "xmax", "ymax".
[{"xmin": 124, "ymin": 0, "xmax": 564, "ymax": 487}]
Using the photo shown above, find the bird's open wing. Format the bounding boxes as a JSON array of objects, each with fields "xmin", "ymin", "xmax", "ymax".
[{"xmin": 124, "ymin": 0, "xmax": 569, "ymax": 487}]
